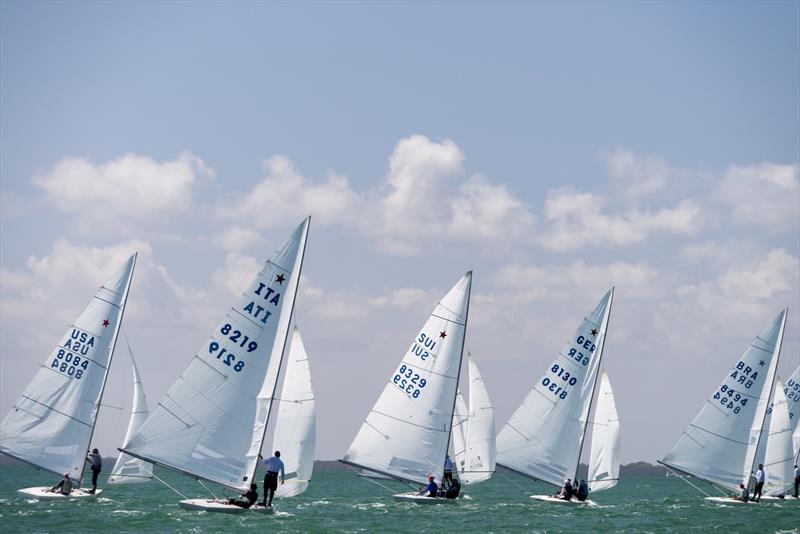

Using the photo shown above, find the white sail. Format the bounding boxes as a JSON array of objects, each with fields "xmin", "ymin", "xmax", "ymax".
[
  {"xmin": 451, "ymin": 391, "xmax": 469, "ymax": 474},
  {"xmin": 784, "ymin": 366, "xmax": 800, "ymax": 454},
  {"xmin": 763, "ymin": 378, "xmax": 795, "ymax": 496},
  {"xmin": 661, "ymin": 309, "xmax": 787, "ymax": 492},
  {"xmin": 108, "ymin": 350, "xmax": 153, "ymax": 484},
  {"xmin": 588, "ymin": 371, "xmax": 620, "ymax": 492},
  {"xmin": 342, "ymin": 272, "xmax": 472, "ymax": 485},
  {"xmin": 0, "ymin": 254, "xmax": 136, "ymax": 483},
  {"xmin": 122, "ymin": 218, "xmax": 310, "ymax": 492},
  {"xmin": 496, "ymin": 288, "xmax": 614, "ymax": 487},
  {"xmin": 272, "ymin": 326, "xmax": 316, "ymax": 498},
  {"xmin": 460, "ymin": 354, "xmax": 495, "ymax": 485}
]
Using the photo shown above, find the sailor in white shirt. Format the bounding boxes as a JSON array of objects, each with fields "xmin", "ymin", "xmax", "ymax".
[
  {"xmin": 443, "ymin": 455, "xmax": 455, "ymax": 489},
  {"xmin": 794, "ymin": 464, "xmax": 799, "ymax": 498},
  {"xmin": 753, "ymin": 464, "xmax": 765, "ymax": 502},
  {"xmin": 258, "ymin": 451, "xmax": 285, "ymax": 507}
]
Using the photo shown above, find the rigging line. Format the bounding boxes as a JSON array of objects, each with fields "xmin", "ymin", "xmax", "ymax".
[
  {"xmin": 343, "ymin": 463, "xmax": 399, "ymax": 495},
  {"xmin": 197, "ymin": 479, "xmax": 218, "ymax": 499},
  {"xmin": 153, "ymin": 474, "xmax": 189, "ymax": 499},
  {"xmin": 662, "ymin": 465, "xmax": 711, "ymax": 497}
]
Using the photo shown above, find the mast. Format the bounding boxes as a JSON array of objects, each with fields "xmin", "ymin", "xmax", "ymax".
[
  {"xmin": 79, "ymin": 252, "xmax": 137, "ymax": 485},
  {"xmin": 748, "ymin": 308, "xmax": 787, "ymax": 477},
  {"xmin": 573, "ymin": 286, "xmax": 614, "ymax": 483},
  {"xmin": 249, "ymin": 217, "xmax": 310, "ymax": 482},
  {"xmin": 441, "ymin": 271, "xmax": 472, "ymax": 479}
]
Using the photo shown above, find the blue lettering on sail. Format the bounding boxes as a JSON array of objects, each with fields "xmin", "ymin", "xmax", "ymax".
[{"xmin": 392, "ymin": 363, "xmax": 427, "ymax": 399}]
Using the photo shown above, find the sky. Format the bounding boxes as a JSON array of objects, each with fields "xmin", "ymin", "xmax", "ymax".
[{"xmin": 1, "ymin": 1, "xmax": 798, "ymax": 467}]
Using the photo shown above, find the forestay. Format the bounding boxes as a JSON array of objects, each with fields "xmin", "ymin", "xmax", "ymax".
[
  {"xmin": 763, "ymin": 379, "xmax": 795, "ymax": 496},
  {"xmin": 342, "ymin": 272, "xmax": 472, "ymax": 485},
  {"xmin": 0, "ymin": 254, "xmax": 136, "ymax": 482},
  {"xmin": 588, "ymin": 371, "xmax": 620, "ymax": 492},
  {"xmin": 660, "ymin": 309, "xmax": 787, "ymax": 492},
  {"xmin": 460, "ymin": 355, "xmax": 495, "ymax": 485},
  {"xmin": 451, "ymin": 391, "xmax": 469, "ymax": 473},
  {"xmin": 122, "ymin": 219, "xmax": 309, "ymax": 492},
  {"xmin": 109, "ymin": 350, "xmax": 153, "ymax": 484},
  {"xmin": 272, "ymin": 326, "xmax": 316, "ymax": 498},
  {"xmin": 496, "ymin": 288, "xmax": 613, "ymax": 488}
]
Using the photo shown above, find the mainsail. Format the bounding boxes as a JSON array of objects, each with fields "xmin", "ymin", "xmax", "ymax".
[
  {"xmin": 459, "ymin": 354, "xmax": 495, "ymax": 485},
  {"xmin": 108, "ymin": 349, "xmax": 153, "ymax": 484},
  {"xmin": 660, "ymin": 309, "xmax": 787, "ymax": 492},
  {"xmin": 496, "ymin": 288, "xmax": 614, "ymax": 488},
  {"xmin": 763, "ymin": 378, "xmax": 795, "ymax": 496},
  {"xmin": 122, "ymin": 218, "xmax": 310, "ymax": 492},
  {"xmin": 0, "ymin": 254, "xmax": 137, "ymax": 483},
  {"xmin": 342, "ymin": 272, "xmax": 472, "ymax": 485},
  {"xmin": 588, "ymin": 371, "xmax": 620, "ymax": 492},
  {"xmin": 785, "ymin": 366, "xmax": 800, "ymax": 455},
  {"xmin": 272, "ymin": 326, "xmax": 316, "ymax": 498}
]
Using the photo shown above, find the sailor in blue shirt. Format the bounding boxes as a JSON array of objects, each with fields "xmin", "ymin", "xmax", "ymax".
[
  {"xmin": 418, "ymin": 475, "xmax": 438, "ymax": 497},
  {"xmin": 258, "ymin": 451, "xmax": 285, "ymax": 507}
]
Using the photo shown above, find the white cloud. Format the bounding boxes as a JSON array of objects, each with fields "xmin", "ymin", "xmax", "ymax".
[
  {"xmin": 211, "ymin": 252, "xmax": 262, "ymax": 295},
  {"xmin": 602, "ymin": 148, "xmax": 671, "ymax": 198},
  {"xmin": 211, "ymin": 226, "xmax": 264, "ymax": 253},
  {"xmin": 720, "ymin": 163, "xmax": 799, "ymax": 231},
  {"xmin": 219, "ymin": 135, "xmax": 536, "ymax": 255},
  {"xmin": 538, "ymin": 187, "xmax": 700, "ymax": 251},
  {"xmin": 32, "ymin": 151, "xmax": 213, "ymax": 229}
]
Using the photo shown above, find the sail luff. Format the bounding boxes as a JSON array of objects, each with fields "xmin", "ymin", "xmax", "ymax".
[
  {"xmin": 745, "ymin": 308, "xmax": 786, "ymax": 478},
  {"xmin": 573, "ymin": 287, "xmax": 613, "ymax": 483},
  {"xmin": 248, "ymin": 217, "xmax": 310, "ymax": 483},
  {"xmin": 440, "ymin": 271, "xmax": 472, "ymax": 480}
]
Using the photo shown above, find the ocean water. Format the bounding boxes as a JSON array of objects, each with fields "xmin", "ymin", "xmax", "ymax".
[{"xmin": 0, "ymin": 465, "xmax": 797, "ymax": 533}]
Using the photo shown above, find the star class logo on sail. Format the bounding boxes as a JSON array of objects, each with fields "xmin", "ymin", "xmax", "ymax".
[
  {"xmin": 242, "ymin": 272, "xmax": 286, "ymax": 325},
  {"xmin": 50, "ymin": 325, "xmax": 101, "ymax": 380}
]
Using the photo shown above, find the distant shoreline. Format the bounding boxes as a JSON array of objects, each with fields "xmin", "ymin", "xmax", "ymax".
[{"xmin": 0, "ymin": 456, "xmax": 668, "ymax": 477}]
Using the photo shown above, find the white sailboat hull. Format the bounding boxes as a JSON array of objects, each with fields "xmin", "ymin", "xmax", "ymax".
[
  {"xmin": 704, "ymin": 496, "xmax": 758, "ymax": 505},
  {"xmin": 530, "ymin": 495, "xmax": 596, "ymax": 506},
  {"xmin": 757, "ymin": 494, "xmax": 798, "ymax": 501},
  {"xmin": 178, "ymin": 499, "xmax": 275, "ymax": 514},
  {"xmin": 392, "ymin": 492, "xmax": 457, "ymax": 504},
  {"xmin": 18, "ymin": 487, "xmax": 102, "ymax": 500}
]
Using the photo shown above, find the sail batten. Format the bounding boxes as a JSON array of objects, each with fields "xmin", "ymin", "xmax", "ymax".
[
  {"xmin": 496, "ymin": 288, "xmax": 614, "ymax": 488},
  {"xmin": 661, "ymin": 309, "xmax": 787, "ymax": 492},
  {"xmin": 343, "ymin": 272, "xmax": 472, "ymax": 485},
  {"xmin": 123, "ymin": 219, "xmax": 310, "ymax": 491},
  {"xmin": 0, "ymin": 254, "xmax": 137, "ymax": 484}
]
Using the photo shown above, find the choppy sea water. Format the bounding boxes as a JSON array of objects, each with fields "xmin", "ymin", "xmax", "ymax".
[{"xmin": 1, "ymin": 464, "xmax": 797, "ymax": 533}]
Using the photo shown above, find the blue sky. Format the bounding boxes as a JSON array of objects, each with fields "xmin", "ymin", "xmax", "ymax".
[{"xmin": 1, "ymin": 1, "xmax": 798, "ymax": 465}]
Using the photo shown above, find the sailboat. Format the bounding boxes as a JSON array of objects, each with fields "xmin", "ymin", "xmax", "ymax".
[
  {"xmin": 496, "ymin": 288, "xmax": 616, "ymax": 506},
  {"xmin": 0, "ymin": 254, "xmax": 137, "ymax": 499},
  {"xmin": 271, "ymin": 326, "xmax": 316, "ymax": 498},
  {"xmin": 120, "ymin": 218, "xmax": 310, "ymax": 513},
  {"xmin": 451, "ymin": 353, "xmax": 495, "ymax": 485},
  {"xmin": 341, "ymin": 271, "xmax": 472, "ymax": 504},
  {"xmin": 761, "ymin": 378, "xmax": 796, "ymax": 499},
  {"xmin": 659, "ymin": 309, "xmax": 787, "ymax": 505},
  {"xmin": 108, "ymin": 349, "xmax": 153, "ymax": 484}
]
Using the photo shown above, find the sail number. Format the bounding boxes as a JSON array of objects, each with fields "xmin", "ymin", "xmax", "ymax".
[
  {"xmin": 713, "ymin": 384, "xmax": 748, "ymax": 414},
  {"xmin": 392, "ymin": 364, "xmax": 427, "ymax": 398},
  {"xmin": 542, "ymin": 364, "xmax": 579, "ymax": 400},
  {"xmin": 207, "ymin": 323, "xmax": 256, "ymax": 373},
  {"xmin": 565, "ymin": 335, "xmax": 595, "ymax": 366},
  {"xmin": 50, "ymin": 348, "xmax": 89, "ymax": 379}
]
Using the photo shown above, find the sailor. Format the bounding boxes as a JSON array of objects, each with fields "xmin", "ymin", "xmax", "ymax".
[
  {"xmin": 753, "ymin": 464, "xmax": 765, "ymax": 502},
  {"xmin": 575, "ymin": 479, "xmax": 589, "ymax": 502},
  {"xmin": 444, "ymin": 477, "xmax": 461, "ymax": 499},
  {"xmin": 736, "ymin": 482, "xmax": 750, "ymax": 503},
  {"xmin": 418, "ymin": 474, "xmax": 438, "ymax": 497},
  {"xmin": 258, "ymin": 451, "xmax": 285, "ymax": 507},
  {"xmin": 50, "ymin": 473, "xmax": 73, "ymax": 495},
  {"xmin": 557, "ymin": 479, "xmax": 574, "ymax": 500},
  {"xmin": 223, "ymin": 483, "xmax": 259, "ymax": 509},
  {"xmin": 85, "ymin": 448, "xmax": 102, "ymax": 494},
  {"xmin": 443, "ymin": 455, "xmax": 454, "ymax": 488},
  {"xmin": 794, "ymin": 464, "xmax": 799, "ymax": 498}
]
